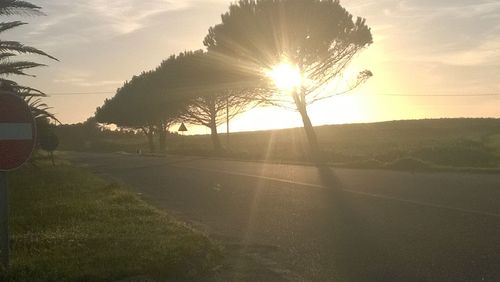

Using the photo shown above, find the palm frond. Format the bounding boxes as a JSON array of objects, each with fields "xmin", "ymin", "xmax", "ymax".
[
  {"xmin": 0, "ymin": 60, "xmax": 46, "ymax": 76},
  {"xmin": 24, "ymin": 96, "xmax": 60, "ymax": 124},
  {"xmin": 0, "ymin": 41, "xmax": 58, "ymax": 61},
  {"xmin": 0, "ymin": 78, "xmax": 45, "ymax": 96},
  {"xmin": 0, "ymin": 1, "xmax": 58, "ymax": 124},
  {"xmin": 0, "ymin": 0, "xmax": 43, "ymax": 16},
  {"xmin": 15, "ymin": 85, "xmax": 45, "ymax": 96},
  {"xmin": 0, "ymin": 21, "xmax": 26, "ymax": 33},
  {"xmin": 0, "ymin": 52, "xmax": 16, "ymax": 60}
]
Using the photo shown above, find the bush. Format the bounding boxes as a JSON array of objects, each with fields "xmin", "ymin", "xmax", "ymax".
[
  {"xmin": 374, "ymin": 149, "xmax": 408, "ymax": 163},
  {"xmin": 325, "ymin": 150, "xmax": 364, "ymax": 163},
  {"xmin": 384, "ymin": 158, "xmax": 432, "ymax": 171},
  {"xmin": 411, "ymin": 140, "xmax": 497, "ymax": 167},
  {"xmin": 342, "ymin": 159, "xmax": 384, "ymax": 169}
]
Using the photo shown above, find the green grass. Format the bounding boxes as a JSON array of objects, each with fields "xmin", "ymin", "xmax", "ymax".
[
  {"xmin": 1, "ymin": 163, "xmax": 221, "ymax": 281},
  {"xmin": 57, "ymin": 118, "xmax": 500, "ymax": 170},
  {"xmin": 171, "ymin": 119, "xmax": 500, "ymax": 170}
]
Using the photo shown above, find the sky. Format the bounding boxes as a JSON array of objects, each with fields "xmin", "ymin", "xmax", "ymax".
[{"xmin": 7, "ymin": 0, "xmax": 500, "ymax": 133}]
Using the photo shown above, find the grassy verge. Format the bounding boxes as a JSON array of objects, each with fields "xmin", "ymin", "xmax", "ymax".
[
  {"xmin": 1, "ymin": 162, "xmax": 221, "ymax": 281},
  {"xmin": 57, "ymin": 118, "xmax": 500, "ymax": 172}
]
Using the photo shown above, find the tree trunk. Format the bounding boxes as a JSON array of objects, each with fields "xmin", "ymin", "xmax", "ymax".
[
  {"xmin": 297, "ymin": 101, "xmax": 321, "ymax": 163},
  {"xmin": 158, "ymin": 122, "xmax": 166, "ymax": 153},
  {"xmin": 147, "ymin": 133, "xmax": 155, "ymax": 153},
  {"xmin": 50, "ymin": 151, "xmax": 55, "ymax": 167},
  {"xmin": 142, "ymin": 125, "xmax": 156, "ymax": 153},
  {"xmin": 209, "ymin": 120, "xmax": 222, "ymax": 153},
  {"xmin": 207, "ymin": 99, "xmax": 222, "ymax": 153}
]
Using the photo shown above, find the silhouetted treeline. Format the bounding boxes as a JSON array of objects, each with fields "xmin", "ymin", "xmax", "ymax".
[
  {"xmin": 54, "ymin": 118, "xmax": 140, "ymax": 152},
  {"xmin": 94, "ymin": 0, "xmax": 373, "ymax": 160}
]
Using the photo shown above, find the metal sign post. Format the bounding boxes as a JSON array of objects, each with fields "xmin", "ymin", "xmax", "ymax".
[
  {"xmin": 178, "ymin": 122, "xmax": 188, "ymax": 150},
  {"xmin": 0, "ymin": 172, "xmax": 8, "ymax": 268},
  {"xmin": 226, "ymin": 96, "xmax": 230, "ymax": 149},
  {"xmin": 0, "ymin": 92, "xmax": 37, "ymax": 268}
]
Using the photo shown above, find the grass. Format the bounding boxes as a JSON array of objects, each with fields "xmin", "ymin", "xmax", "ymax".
[
  {"xmin": 0, "ymin": 162, "xmax": 221, "ymax": 281},
  {"xmin": 383, "ymin": 157, "xmax": 433, "ymax": 170},
  {"xmin": 56, "ymin": 118, "xmax": 500, "ymax": 170}
]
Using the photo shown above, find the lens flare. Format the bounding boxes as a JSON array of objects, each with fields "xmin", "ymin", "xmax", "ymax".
[{"xmin": 266, "ymin": 63, "xmax": 302, "ymax": 92}]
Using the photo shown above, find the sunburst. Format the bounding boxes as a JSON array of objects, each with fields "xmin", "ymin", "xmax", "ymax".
[{"xmin": 266, "ymin": 63, "xmax": 302, "ymax": 92}]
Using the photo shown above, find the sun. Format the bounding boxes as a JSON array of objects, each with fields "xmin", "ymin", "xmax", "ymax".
[{"xmin": 266, "ymin": 63, "xmax": 302, "ymax": 92}]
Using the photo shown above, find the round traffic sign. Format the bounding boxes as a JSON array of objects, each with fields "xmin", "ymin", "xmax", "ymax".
[{"xmin": 0, "ymin": 92, "xmax": 36, "ymax": 171}]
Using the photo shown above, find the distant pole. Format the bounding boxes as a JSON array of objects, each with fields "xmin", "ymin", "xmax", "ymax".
[
  {"xmin": 0, "ymin": 172, "xmax": 8, "ymax": 268},
  {"xmin": 178, "ymin": 123, "xmax": 188, "ymax": 151},
  {"xmin": 181, "ymin": 131, "xmax": 185, "ymax": 150},
  {"xmin": 226, "ymin": 96, "xmax": 229, "ymax": 149}
]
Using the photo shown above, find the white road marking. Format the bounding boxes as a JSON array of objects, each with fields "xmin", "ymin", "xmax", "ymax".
[
  {"xmin": 0, "ymin": 123, "xmax": 32, "ymax": 140},
  {"xmin": 172, "ymin": 164, "xmax": 500, "ymax": 219}
]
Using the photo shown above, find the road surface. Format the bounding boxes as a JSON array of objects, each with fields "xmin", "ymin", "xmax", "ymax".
[{"xmin": 64, "ymin": 152, "xmax": 500, "ymax": 281}]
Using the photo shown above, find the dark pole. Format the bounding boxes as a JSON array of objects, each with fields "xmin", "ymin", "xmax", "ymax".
[
  {"xmin": 181, "ymin": 132, "xmax": 184, "ymax": 151},
  {"xmin": 226, "ymin": 96, "xmax": 229, "ymax": 149},
  {"xmin": 0, "ymin": 172, "xmax": 9, "ymax": 268}
]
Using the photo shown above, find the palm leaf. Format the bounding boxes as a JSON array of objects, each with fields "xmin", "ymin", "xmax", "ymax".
[
  {"xmin": 0, "ymin": 0, "xmax": 43, "ymax": 16},
  {"xmin": 25, "ymin": 96, "xmax": 60, "ymax": 123},
  {"xmin": 0, "ymin": 52, "xmax": 16, "ymax": 60},
  {"xmin": 0, "ymin": 40, "xmax": 58, "ymax": 60},
  {"xmin": 0, "ymin": 0, "xmax": 58, "ymax": 124},
  {"xmin": 0, "ymin": 21, "xmax": 26, "ymax": 33},
  {"xmin": 0, "ymin": 78, "xmax": 45, "ymax": 96},
  {"xmin": 0, "ymin": 60, "xmax": 46, "ymax": 76}
]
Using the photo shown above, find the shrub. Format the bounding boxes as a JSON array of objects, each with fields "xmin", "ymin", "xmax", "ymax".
[
  {"xmin": 384, "ymin": 158, "xmax": 432, "ymax": 170},
  {"xmin": 411, "ymin": 140, "xmax": 496, "ymax": 167}
]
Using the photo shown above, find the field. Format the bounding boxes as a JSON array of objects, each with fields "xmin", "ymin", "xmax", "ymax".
[
  {"xmin": 1, "ymin": 162, "xmax": 221, "ymax": 281},
  {"xmin": 57, "ymin": 118, "xmax": 500, "ymax": 169}
]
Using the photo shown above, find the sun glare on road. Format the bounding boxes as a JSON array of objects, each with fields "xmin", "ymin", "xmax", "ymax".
[{"xmin": 266, "ymin": 63, "xmax": 302, "ymax": 92}]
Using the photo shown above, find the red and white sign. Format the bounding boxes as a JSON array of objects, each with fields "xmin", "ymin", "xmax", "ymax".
[{"xmin": 0, "ymin": 92, "xmax": 36, "ymax": 171}]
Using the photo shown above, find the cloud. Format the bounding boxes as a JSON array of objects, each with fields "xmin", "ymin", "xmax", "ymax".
[
  {"xmin": 53, "ymin": 77, "xmax": 122, "ymax": 88},
  {"xmin": 19, "ymin": 0, "xmax": 199, "ymax": 48},
  {"xmin": 397, "ymin": 0, "xmax": 500, "ymax": 17},
  {"xmin": 52, "ymin": 69, "xmax": 122, "ymax": 88},
  {"xmin": 435, "ymin": 37, "xmax": 500, "ymax": 66},
  {"xmin": 27, "ymin": 13, "xmax": 78, "ymax": 36},
  {"xmin": 351, "ymin": 0, "xmax": 500, "ymax": 68},
  {"xmin": 80, "ymin": 0, "xmax": 191, "ymax": 34}
]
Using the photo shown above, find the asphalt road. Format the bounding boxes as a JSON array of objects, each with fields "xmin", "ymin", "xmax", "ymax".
[{"xmin": 64, "ymin": 152, "xmax": 500, "ymax": 281}]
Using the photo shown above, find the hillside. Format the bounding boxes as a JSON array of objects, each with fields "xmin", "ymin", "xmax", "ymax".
[{"xmin": 56, "ymin": 118, "xmax": 500, "ymax": 169}]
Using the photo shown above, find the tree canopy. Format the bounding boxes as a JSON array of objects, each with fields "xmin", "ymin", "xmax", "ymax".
[
  {"xmin": 161, "ymin": 50, "xmax": 263, "ymax": 151},
  {"xmin": 95, "ymin": 0, "xmax": 373, "ymax": 158},
  {"xmin": 97, "ymin": 50, "xmax": 264, "ymax": 152},
  {"xmin": 204, "ymin": 0, "xmax": 373, "ymax": 159},
  {"xmin": 95, "ymin": 52, "xmax": 209, "ymax": 152},
  {"xmin": 95, "ymin": 71, "xmax": 175, "ymax": 153}
]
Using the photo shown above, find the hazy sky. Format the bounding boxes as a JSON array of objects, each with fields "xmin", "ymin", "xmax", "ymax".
[{"xmin": 9, "ymin": 0, "xmax": 500, "ymax": 132}]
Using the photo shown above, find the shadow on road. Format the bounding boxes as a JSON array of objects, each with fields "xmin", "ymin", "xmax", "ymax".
[{"xmin": 313, "ymin": 164, "xmax": 409, "ymax": 280}]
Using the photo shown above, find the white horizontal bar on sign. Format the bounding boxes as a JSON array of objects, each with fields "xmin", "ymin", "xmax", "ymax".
[{"xmin": 0, "ymin": 123, "xmax": 33, "ymax": 140}]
